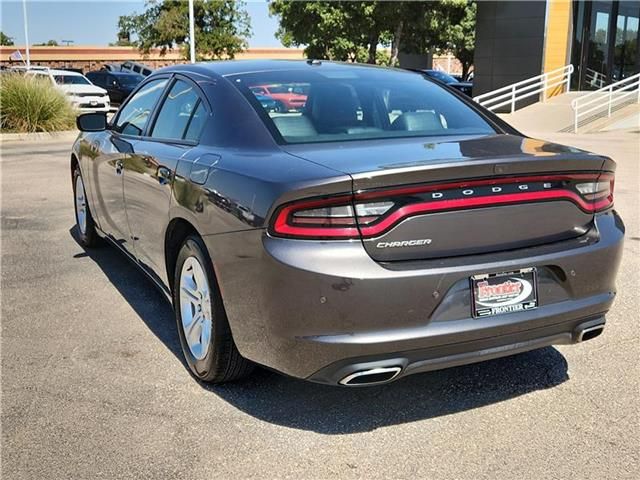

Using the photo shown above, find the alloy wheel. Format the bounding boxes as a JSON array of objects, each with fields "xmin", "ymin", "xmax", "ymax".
[{"xmin": 179, "ymin": 256, "xmax": 213, "ymax": 360}]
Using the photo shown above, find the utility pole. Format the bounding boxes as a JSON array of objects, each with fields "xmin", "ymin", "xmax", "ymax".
[
  {"xmin": 189, "ymin": 0, "xmax": 196, "ymax": 63},
  {"xmin": 22, "ymin": 0, "xmax": 30, "ymax": 67}
]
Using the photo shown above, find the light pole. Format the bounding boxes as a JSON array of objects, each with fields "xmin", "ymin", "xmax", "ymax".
[
  {"xmin": 189, "ymin": 0, "xmax": 195, "ymax": 63},
  {"xmin": 22, "ymin": 0, "xmax": 31, "ymax": 67}
]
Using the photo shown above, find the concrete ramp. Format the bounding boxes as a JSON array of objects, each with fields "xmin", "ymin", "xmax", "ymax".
[{"xmin": 498, "ymin": 92, "xmax": 639, "ymax": 134}]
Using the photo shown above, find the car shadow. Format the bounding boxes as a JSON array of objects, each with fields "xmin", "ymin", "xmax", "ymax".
[{"xmin": 71, "ymin": 227, "xmax": 569, "ymax": 435}]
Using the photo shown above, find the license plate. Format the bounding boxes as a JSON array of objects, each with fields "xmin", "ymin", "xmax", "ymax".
[{"xmin": 470, "ymin": 268, "xmax": 538, "ymax": 318}]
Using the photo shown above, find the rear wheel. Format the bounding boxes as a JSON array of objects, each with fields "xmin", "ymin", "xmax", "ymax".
[
  {"xmin": 173, "ymin": 235, "xmax": 253, "ymax": 383},
  {"xmin": 72, "ymin": 166, "xmax": 98, "ymax": 247}
]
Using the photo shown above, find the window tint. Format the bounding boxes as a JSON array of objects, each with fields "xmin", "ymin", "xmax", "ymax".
[
  {"xmin": 114, "ymin": 78, "xmax": 168, "ymax": 136},
  {"xmin": 231, "ymin": 68, "xmax": 495, "ymax": 144},
  {"xmin": 184, "ymin": 102, "xmax": 207, "ymax": 141},
  {"xmin": 151, "ymin": 79, "xmax": 203, "ymax": 140}
]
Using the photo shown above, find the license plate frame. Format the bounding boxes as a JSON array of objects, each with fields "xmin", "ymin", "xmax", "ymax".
[{"xmin": 470, "ymin": 268, "xmax": 538, "ymax": 318}]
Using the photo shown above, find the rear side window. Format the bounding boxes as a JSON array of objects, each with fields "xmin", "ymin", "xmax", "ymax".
[
  {"xmin": 230, "ymin": 68, "xmax": 495, "ymax": 144},
  {"xmin": 184, "ymin": 102, "xmax": 207, "ymax": 141},
  {"xmin": 114, "ymin": 78, "xmax": 168, "ymax": 136},
  {"xmin": 151, "ymin": 79, "xmax": 207, "ymax": 141}
]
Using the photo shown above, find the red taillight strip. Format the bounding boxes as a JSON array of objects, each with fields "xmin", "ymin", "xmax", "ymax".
[
  {"xmin": 271, "ymin": 173, "xmax": 614, "ymax": 239},
  {"xmin": 358, "ymin": 189, "xmax": 605, "ymax": 238},
  {"xmin": 355, "ymin": 173, "xmax": 608, "ymax": 200}
]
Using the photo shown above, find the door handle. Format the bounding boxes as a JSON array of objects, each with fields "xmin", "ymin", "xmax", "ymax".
[
  {"xmin": 115, "ymin": 160, "xmax": 124, "ymax": 176},
  {"xmin": 157, "ymin": 166, "xmax": 172, "ymax": 185}
]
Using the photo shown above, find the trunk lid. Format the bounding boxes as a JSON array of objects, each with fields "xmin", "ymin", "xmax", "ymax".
[{"xmin": 283, "ymin": 134, "xmax": 613, "ymax": 262}]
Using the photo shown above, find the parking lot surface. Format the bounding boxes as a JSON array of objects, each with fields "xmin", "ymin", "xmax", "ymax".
[{"xmin": 1, "ymin": 130, "xmax": 638, "ymax": 479}]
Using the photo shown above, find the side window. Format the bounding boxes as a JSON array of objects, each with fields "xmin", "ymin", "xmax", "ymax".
[
  {"xmin": 184, "ymin": 102, "xmax": 207, "ymax": 141},
  {"xmin": 114, "ymin": 78, "xmax": 168, "ymax": 136},
  {"xmin": 151, "ymin": 79, "xmax": 206, "ymax": 141}
]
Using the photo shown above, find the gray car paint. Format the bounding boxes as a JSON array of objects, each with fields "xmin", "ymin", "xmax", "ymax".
[{"xmin": 71, "ymin": 60, "xmax": 624, "ymax": 385}]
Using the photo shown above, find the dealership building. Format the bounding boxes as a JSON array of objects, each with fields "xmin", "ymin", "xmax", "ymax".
[{"xmin": 474, "ymin": 0, "xmax": 640, "ymax": 96}]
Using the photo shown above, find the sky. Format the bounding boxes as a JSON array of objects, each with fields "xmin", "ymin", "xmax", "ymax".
[{"xmin": 0, "ymin": 0, "xmax": 282, "ymax": 47}]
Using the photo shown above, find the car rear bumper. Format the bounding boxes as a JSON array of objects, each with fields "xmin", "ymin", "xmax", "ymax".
[{"xmin": 204, "ymin": 210, "xmax": 624, "ymax": 385}]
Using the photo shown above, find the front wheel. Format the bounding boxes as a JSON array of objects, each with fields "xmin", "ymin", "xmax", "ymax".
[
  {"xmin": 173, "ymin": 235, "xmax": 253, "ymax": 383},
  {"xmin": 72, "ymin": 166, "xmax": 98, "ymax": 247}
]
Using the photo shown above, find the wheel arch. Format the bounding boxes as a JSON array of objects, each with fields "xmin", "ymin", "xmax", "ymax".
[
  {"xmin": 70, "ymin": 153, "xmax": 79, "ymax": 179},
  {"xmin": 165, "ymin": 217, "xmax": 206, "ymax": 294}
]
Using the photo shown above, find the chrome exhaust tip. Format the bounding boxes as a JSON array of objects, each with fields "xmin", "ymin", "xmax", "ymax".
[
  {"xmin": 339, "ymin": 366, "xmax": 402, "ymax": 386},
  {"xmin": 577, "ymin": 324, "xmax": 605, "ymax": 342}
]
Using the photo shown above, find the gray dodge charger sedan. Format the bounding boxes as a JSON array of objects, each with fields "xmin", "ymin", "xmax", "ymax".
[{"xmin": 71, "ymin": 60, "xmax": 624, "ymax": 386}]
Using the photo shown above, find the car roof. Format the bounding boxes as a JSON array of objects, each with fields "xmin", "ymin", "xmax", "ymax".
[
  {"xmin": 47, "ymin": 69, "xmax": 83, "ymax": 76},
  {"xmin": 153, "ymin": 59, "xmax": 415, "ymax": 79},
  {"xmin": 90, "ymin": 70, "xmax": 139, "ymax": 76}
]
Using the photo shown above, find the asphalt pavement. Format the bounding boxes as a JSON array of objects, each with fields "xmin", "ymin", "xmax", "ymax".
[{"xmin": 1, "ymin": 130, "xmax": 638, "ymax": 479}]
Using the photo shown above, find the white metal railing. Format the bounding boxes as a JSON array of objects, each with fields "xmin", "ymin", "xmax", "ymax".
[
  {"xmin": 585, "ymin": 68, "xmax": 607, "ymax": 89},
  {"xmin": 473, "ymin": 64, "xmax": 574, "ymax": 113},
  {"xmin": 571, "ymin": 72, "xmax": 640, "ymax": 132}
]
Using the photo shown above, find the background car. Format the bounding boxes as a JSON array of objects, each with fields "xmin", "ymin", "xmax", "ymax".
[
  {"xmin": 86, "ymin": 70, "xmax": 144, "ymax": 105},
  {"xmin": 253, "ymin": 93, "xmax": 283, "ymax": 112},
  {"xmin": 25, "ymin": 67, "xmax": 110, "ymax": 113},
  {"xmin": 250, "ymin": 84, "xmax": 307, "ymax": 111},
  {"xmin": 421, "ymin": 69, "xmax": 473, "ymax": 96},
  {"xmin": 120, "ymin": 61, "xmax": 154, "ymax": 77}
]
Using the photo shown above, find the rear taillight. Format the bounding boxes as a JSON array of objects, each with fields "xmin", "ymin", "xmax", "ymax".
[
  {"xmin": 270, "ymin": 173, "xmax": 615, "ymax": 239},
  {"xmin": 575, "ymin": 174, "xmax": 614, "ymax": 211}
]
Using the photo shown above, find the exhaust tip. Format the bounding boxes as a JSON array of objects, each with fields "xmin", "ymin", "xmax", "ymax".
[
  {"xmin": 339, "ymin": 366, "xmax": 402, "ymax": 386},
  {"xmin": 577, "ymin": 324, "xmax": 605, "ymax": 342}
]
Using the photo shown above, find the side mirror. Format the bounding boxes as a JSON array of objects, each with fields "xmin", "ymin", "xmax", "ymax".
[{"xmin": 76, "ymin": 112, "xmax": 107, "ymax": 132}]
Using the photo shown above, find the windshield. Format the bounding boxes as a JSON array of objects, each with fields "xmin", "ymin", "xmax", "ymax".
[
  {"xmin": 425, "ymin": 70, "xmax": 459, "ymax": 84},
  {"xmin": 230, "ymin": 67, "xmax": 495, "ymax": 144},
  {"xmin": 117, "ymin": 74, "xmax": 144, "ymax": 86},
  {"xmin": 54, "ymin": 75, "xmax": 91, "ymax": 85}
]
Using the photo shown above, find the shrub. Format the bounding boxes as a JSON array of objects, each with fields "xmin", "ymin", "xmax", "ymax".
[{"xmin": 0, "ymin": 73, "xmax": 77, "ymax": 133}]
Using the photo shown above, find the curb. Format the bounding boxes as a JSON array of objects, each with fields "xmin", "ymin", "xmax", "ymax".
[{"xmin": 0, "ymin": 130, "xmax": 79, "ymax": 142}]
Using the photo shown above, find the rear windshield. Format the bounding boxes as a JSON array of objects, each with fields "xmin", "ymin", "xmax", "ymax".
[
  {"xmin": 425, "ymin": 70, "xmax": 459, "ymax": 84},
  {"xmin": 229, "ymin": 67, "xmax": 495, "ymax": 144}
]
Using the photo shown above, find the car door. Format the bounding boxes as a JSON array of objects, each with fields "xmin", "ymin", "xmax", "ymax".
[
  {"xmin": 92, "ymin": 77, "xmax": 169, "ymax": 254},
  {"xmin": 105, "ymin": 74, "xmax": 122, "ymax": 103},
  {"xmin": 123, "ymin": 76, "xmax": 210, "ymax": 286}
]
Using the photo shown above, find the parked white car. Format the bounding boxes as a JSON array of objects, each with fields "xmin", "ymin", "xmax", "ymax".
[{"xmin": 25, "ymin": 68, "xmax": 110, "ymax": 113}]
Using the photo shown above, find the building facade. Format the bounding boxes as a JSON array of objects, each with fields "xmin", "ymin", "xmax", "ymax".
[
  {"xmin": 474, "ymin": 0, "xmax": 639, "ymax": 97},
  {"xmin": 0, "ymin": 46, "xmax": 306, "ymax": 72}
]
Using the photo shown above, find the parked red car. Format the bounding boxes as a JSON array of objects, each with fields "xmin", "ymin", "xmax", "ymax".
[{"xmin": 250, "ymin": 84, "xmax": 307, "ymax": 111}]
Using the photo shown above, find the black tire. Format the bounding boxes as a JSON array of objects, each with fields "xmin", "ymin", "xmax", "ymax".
[
  {"xmin": 72, "ymin": 165, "xmax": 99, "ymax": 247},
  {"xmin": 173, "ymin": 235, "xmax": 254, "ymax": 383},
  {"xmin": 274, "ymin": 100, "xmax": 286, "ymax": 113}
]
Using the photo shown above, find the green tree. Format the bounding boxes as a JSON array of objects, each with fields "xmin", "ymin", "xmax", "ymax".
[
  {"xmin": 118, "ymin": 0, "xmax": 251, "ymax": 60},
  {"xmin": 34, "ymin": 40, "xmax": 59, "ymax": 46},
  {"xmin": 0, "ymin": 31, "xmax": 14, "ymax": 46},
  {"xmin": 432, "ymin": 0, "xmax": 476, "ymax": 78},
  {"xmin": 269, "ymin": 1, "xmax": 470, "ymax": 67}
]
